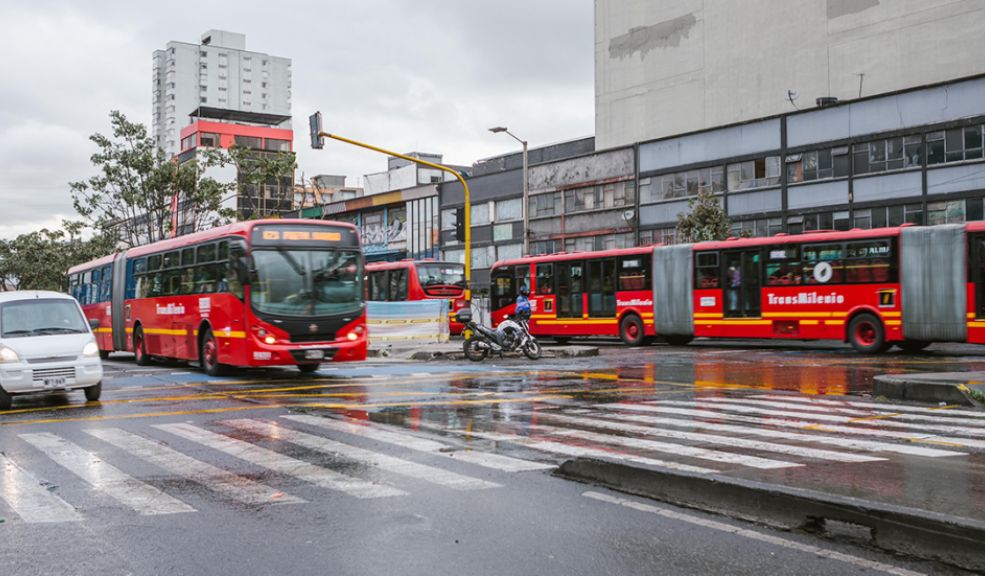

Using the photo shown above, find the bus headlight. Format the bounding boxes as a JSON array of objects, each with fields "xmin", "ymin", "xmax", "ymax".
[
  {"xmin": 346, "ymin": 332, "xmax": 359, "ymax": 341},
  {"xmin": 0, "ymin": 346, "xmax": 20, "ymax": 363},
  {"xmin": 264, "ymin": 335, "xmax": 277, "ymax": 345},
  {"xmin": 83, "ymin": 342, "xmax": 100, "ymax": 358}
]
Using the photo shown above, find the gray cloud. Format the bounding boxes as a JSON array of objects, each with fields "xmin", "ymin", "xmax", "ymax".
[{"xmin": 0, "ymin": 0, "xmax": 594, "ymax": 239}]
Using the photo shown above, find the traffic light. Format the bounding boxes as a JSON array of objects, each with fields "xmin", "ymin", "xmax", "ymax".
[
  {"xmin": 309, "ymin": 112, "xmax": 324, "ymax": 149},
  {"xmin": 455, "ymin": 207, "xmax": 465, "ymax": 242}
]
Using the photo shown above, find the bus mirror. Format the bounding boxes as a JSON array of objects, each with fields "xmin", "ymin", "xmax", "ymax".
[{"xmin": 455, "ymin": 309, "xmax": 472, "ymax": 324}]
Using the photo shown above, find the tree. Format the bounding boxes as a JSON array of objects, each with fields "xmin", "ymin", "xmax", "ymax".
[
  {"xmin": 0, "ymin": 222, "xmax": 116, "ymax": 291},
  {"xmin": 69, "ymin": 111, "xmax": 235, "ymax": 248},
  {"xmin": 227, "ymin": 145, "xmax": 297, "ymax": 219},
  {"xmin": 675, "ymin": 189, "xmax": 731, "ymax": 243}
]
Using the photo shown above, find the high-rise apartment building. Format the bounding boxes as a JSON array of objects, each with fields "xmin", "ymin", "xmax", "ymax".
[{"xmin": 152, "ymin": 29, "xmax": 292, "ymax": 156}]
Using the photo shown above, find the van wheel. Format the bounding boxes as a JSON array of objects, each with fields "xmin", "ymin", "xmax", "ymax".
[
  {"xmin": 848, "ymin": 313, "xmax": 887, "ymax": 354},
  {"xmin": 134, "ymin": 327, "xmax": 151, "ymax": 366},
  {"xmin": 199, "ymin": 328, "xmax": 226, "ymax": 376},
  {"xmin": 665, "ymin": 335, "xmax": 694, "ymax": 347},
  {"xmin": 84, "ymin": 382, "xmax": 102, "ymax": 402},
  {"xmin": 619, "ymin": 314, "xmax": 645, "ymax": 346},
  {"xmin": 0, "ymin": 386, "xmax": 11, "ymax": 410}
]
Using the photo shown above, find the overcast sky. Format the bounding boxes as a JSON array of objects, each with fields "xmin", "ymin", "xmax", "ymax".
[{"xmin": 0, "ymin": 0, "xmax": 594, "ymax": 239}]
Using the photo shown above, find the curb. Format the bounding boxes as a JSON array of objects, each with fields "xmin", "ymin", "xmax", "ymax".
[
  {"xmin": 555, "ymin": 457, "xmax": 985, "ymax": 572},
  {"xmin": 872, "ymin": 374, "xmax": 984, "ymax": 408}
]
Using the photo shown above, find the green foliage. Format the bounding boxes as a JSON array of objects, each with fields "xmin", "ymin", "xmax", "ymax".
[
  {"xmin": 69, "ymin": 111, "xmax": 236, "ymax": 248},
  {"xmin": 675, "ymin": 190, "xmax": 732, "ymax": 243},
  {"xmin": 0, "ymin": 222, "xmax": 117, "ymax": 291}
]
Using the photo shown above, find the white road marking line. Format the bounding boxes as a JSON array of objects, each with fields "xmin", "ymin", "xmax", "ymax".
[
  {"xmin": 85, "ymin": 428, "xmax": 305, "ymax": 506},
  {"xmin": 655, "ymin": 400, "xmax": 985, "ymax": 442},
  {"xmin": 752, "ymin": 394, "xmax": 985, "ymax": 419},
  {"xmin": 603, "ymin": 403, "xmax": 978, "ymax": 453},
  {"xmin": 284, "ymin": 415, "xmax": 553, "ymax": 472},
  {"xmin": 530, "ymin": 425, "xmax": 799, "ymax": 470},
  {"xmin": 19, "ymin": 433, "xmax": 194, "ymax": 516},
  {"xmin": 583, "ymin": 491, "xmax": 925, "ymax": 576},
  {"xmin": 414, "ymin": 422, "xmax": 718, "ymax": 475},
  {"xmin": 222, "ymin": 419, "xmax": 499, "ymax": 491},
  {"xmin": 0, "ymin": 453, "xmax": 81, "ymax": 523},
  {"xmin": 592, "ymin": 405, "xmax": 967, "ymax": 458},
  {"xmin": 698, "ymin": 397, "xmax": 985, "ymax": 428},
  {"xmin": 154, "ymin": 423, "xmax": 404, "ymax": 499},
  {"xmin": 538, "ymin": 413, "xmax": 883, "ymax": 463}
]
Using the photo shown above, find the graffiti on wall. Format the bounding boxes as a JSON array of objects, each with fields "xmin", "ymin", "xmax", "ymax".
[{"xmin": 362, "ymin": 207, "xmax": 406, "ymax": 254}]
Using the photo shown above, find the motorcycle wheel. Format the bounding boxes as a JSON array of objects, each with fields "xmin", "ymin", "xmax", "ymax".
[
  {"xmin": 522, "ymin": 339, "xmax": 542, "ymax": 360},
  {"xmin": 463, "ymin": 338, "xmax": 488, "ymax": 362}
]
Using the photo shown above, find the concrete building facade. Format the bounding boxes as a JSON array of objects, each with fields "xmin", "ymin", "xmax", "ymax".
[
  {"xmin": 595, "ymin": 0, "xmax": 985, "ymax": 150},
  {"xmin": 153, "ymin": 30, "xmax": 292, "ymax": 156}
]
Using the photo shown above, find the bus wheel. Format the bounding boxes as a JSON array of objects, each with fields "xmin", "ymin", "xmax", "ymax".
[
  {"xmin": 897, "ymin": 340, "xmax": 931, "ymax": 353},
  {"xmin": 553, "ymin": 337, "xmax": 571, "ymax": 345},
  {"xmin": 297, "ymin": 364, "xmax": 320, "ymax": 374},
  {"xmin": 664, "ymin": 334, "xmax": 693, "ymax": 347},
  {"xmin": 199, "ymin": 328, "xmax": 226, "ymax": 376},
  {"xmin": 134, "ymin": 327, "xmax": 151, "ymax": 366},
  {"xmin": 848, "ymin": 313, "xmax": 886, "ymax": 354},
  {"xmin": 619, "ymin": 315, "xmax": 645, "ymax": 346}
]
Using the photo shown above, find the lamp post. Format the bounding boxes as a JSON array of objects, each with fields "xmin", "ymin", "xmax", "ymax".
[
  {"xmin": 308, "ymin": 113, "xmax": 473, "ymax": 300},
  {"xmin": 488, "ymin": 126, "xmax": 528, "ymax": 256}
]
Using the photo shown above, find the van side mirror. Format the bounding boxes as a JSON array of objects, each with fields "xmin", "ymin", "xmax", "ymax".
[{"xmin": 88, "ymin": 318, "xmax": 100, "ymax": 329}]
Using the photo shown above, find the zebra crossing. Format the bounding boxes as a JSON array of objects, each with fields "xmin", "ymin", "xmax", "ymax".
[{"xmin": 1, "ymin": 392, "xmax": 982, "ymax": 525}]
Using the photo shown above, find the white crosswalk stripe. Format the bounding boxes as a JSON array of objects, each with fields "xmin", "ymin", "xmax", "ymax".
[
  {"xmin": 590, "ymin": 405, "xmax": 967, "ymax": 457},
  {"xmin": 654, "ymin": 400, "xmax": 985, "ymax": 443},
  {"xmin": 415, "ymin": 422, "xmax": 718, "ymax": 474},
  {"xmin": 537, "ymin": 413, "xmax": 885, "ymax": 463},
  {"xmin": 700, "ymin": 397, "xmax": 985, "ymax": 428},
  {"xmin": 154, "ymin": 423, "xmax": 405, "ymax": 499},
  {"xmin": 283, "ymin": 414, "xmax": 553, "ymax": 472},
  {"xmin": 0, "ymin": 453, "xmax": 81, "ymax": 523},
  {"xmin": 600, "ymin": 402, "xmax": 982, "ymax": 452},
  {"xmin": 19, "ymin": 432, "xmax": 195, "ymax": 516},
  {"xmin": 752, "ymin": 394, "xmax": 985, "ymax": 418},
  {"xmin": 221, "ymin": 419, "xmax": 499, "ymax": 491},
  {"xmin": 85, "ymin": 428, "xmax": 305, "ymax": 506}
]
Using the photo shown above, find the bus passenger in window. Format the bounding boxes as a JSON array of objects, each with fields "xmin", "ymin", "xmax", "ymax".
[{"xmin": 727, "ymin": 266, "xmax": 741, "ymax": 312}]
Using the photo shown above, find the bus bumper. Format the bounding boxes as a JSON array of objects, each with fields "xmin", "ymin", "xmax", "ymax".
[{"xmin": 246, "ymin": 335, "xmax": 368, "ymax": 365}]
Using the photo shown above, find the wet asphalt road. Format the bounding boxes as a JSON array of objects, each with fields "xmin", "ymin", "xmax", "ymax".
[{"xmin": 2, "ymin": 339, "xmax": 984, "ymax": 575}]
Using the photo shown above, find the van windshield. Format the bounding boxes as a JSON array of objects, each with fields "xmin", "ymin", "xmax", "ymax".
[{"xmin": 0, "ymin": 299, "xmax": 89, "ymax": 338}]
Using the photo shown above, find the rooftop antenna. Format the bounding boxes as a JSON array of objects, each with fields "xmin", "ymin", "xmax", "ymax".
[{"xmin": 786, "ymin": 89, "xmax": 800, "ymax": 110}]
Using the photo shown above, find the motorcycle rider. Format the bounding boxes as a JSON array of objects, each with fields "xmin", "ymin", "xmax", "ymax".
[{"xmin": 515, "ymin": 284, "xmax": 531, "ymax": 321}]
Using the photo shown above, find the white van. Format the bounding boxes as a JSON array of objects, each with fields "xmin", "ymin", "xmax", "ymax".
[{"xmin": 0, "ymin": 291, "xmax": 103, "ymax": 410}]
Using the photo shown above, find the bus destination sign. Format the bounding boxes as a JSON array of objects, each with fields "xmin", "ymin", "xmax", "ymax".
[{"xmin": 252, "ymin": 224, "xmax": 358, "ymax": 248}]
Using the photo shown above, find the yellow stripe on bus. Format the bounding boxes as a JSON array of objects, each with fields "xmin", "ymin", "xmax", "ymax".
[
  {"xmin": 537, "ymin": 319, "xmax": 618, "ymax": 325},
  {"xmin": 693, "ymin": 313, "xmax": 723, "ymax": 319},
  {"xmin": 699, "ymin": 320, "xmax": 773, "ymax": 326}
]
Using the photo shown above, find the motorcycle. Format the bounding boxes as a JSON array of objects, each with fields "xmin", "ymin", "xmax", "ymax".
[{"xmin": 456, "ymin": 309, "xmax": 541, "ymax": 361}]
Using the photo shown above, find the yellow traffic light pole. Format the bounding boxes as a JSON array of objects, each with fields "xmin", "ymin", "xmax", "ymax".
[{"xmin": 309, "ymin": 117, "xmax": 472, "ymax": 300}]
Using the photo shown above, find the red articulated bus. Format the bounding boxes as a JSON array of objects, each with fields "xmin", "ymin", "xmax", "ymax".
[
  {"xmin": 489, "ymin": 246, "xmax": 658, "ymax": 346},
  {"xmin": 365, "ymin": 260, "xmax": 468, "ymax": 334},
  {"xmin": 68, "ymin": 219, "xmax": 367, "ymax": 375},
  {"xmin": 490, "ymin": 223, "xmax": 985, "ymax": 353}
]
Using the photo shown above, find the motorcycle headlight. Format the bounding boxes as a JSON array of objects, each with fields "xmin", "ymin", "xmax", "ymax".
[
  {"xmin": 0, "ymin": 345, "xmax": 20, "ymax": 363},
  {"xmin": 82, "ymin": 341, "xmax": 99, "ymax": 358}
]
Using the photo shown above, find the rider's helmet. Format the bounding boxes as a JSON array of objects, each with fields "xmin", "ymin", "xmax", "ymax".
[{"xmin": 519, "ymin": 285, "xmax": 529, "ymax": 297}]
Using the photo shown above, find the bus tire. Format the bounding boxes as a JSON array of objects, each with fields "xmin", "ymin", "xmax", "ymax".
[
  {"xmin": 84, "ymin": 382, "xmax": 102, "ymax": 402},
  {"xmin": 553, "ymin": 337, "xmax": 571, "ymax": 345},
  {"xmin": 297, "ymin": 364, "xmax": 320, "ymax": 374},
  {"xmin": 664, "ymin": 334, "xmax": 693, "ymax": 347},
  {"xmin": 897, "ymin": 340, "xmax": 931, "ymax": 353},
  {"xmin": 848, "ymin": 313, "xmax": 887, "ymax": 354},
  {"xmin": 133, "ymin": 327, "xmax": 151, "ymax": 366},
  {"xmin": 199, "ymin": 328, "xmax": 227, "ymax": 377},
  {"xmin": 0, "ymin": 386, "xmax": 11, "ymax": 410},
  {"xmin": 619, "ymin": 314, "xmax": 645, "ymax": 347}
]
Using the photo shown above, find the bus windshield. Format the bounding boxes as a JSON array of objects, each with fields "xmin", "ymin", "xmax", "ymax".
[
  {"xmin": 250, "ymin": 249, "xmax": 362, "ymax": 317},
  {"xmin": 416, "ymin": 263, "xmax": 466, "ymax": 288}
]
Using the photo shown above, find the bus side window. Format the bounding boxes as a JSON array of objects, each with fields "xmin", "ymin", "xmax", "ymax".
[
  {"xmin": 99, "ymin": 265, "xmax": 112, "ymax": 302},
  {"xmin": 492, "ymin": 268, "xmax": 515, "ymax": 311},
  {"xmin": 618, "ymin": 256, "xmax": 649, "ymax": 291},
  {"xmin": 515, "ymin": 265, "xmax": 530, "ymax": 293},
  {"xmin": 765, "ymin": 246, "xmax": 800, "ymax": 286},
  {"xmin": 844, "ymin": 239, "xmax": 893, "ymax": 283},
  {"xmin": 69, "ymin": 274, "xmax": 79, "ymax": 301},
  {"xmin": 695, "ymin": 252, "xmax": 720, "ymax": 289},
  {"xmin": 803, "ymin": 244, "xmax": 844, "ymax": 284},
  {"xmin": 389, "ymin": 269, "xmax": 408, "ymax": 300},
  {"xmin": 535, "ymin": 264, "xmax": 554, "ymax": 294}
]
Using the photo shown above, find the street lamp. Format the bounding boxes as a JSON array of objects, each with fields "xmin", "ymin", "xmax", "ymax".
[{"xmin": 488, "ymin": 126, "xmax": 528, "ymax": 256}]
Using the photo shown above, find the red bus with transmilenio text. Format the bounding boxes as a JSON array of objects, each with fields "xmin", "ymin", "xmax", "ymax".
[{"xmin": 365, "ymin": 260, "xmax": 468, "ymax": 334}]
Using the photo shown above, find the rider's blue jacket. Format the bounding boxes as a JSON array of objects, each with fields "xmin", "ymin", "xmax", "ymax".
[{"xmin": 515, "ymin": 294, "xmax": 531, "ymax": 315}]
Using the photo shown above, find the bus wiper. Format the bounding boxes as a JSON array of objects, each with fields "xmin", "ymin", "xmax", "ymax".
[{"xmin": 275, "ymin": 247, "xmax": 306, "ymax": 277}]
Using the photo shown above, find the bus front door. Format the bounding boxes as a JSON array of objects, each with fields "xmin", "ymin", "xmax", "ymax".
[
  {"xmin": 557, "ymin": 261, "xmax": 584, "ymax": 318},
  {"xmin": 588, "ymin": 259, "xmax": 616, "ymax": 318},
  {"xmin": 723, "ymin": 250, "xmax": 762, "ymax": 318}
]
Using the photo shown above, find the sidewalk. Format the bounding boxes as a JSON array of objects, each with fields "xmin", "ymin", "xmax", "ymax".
[
  {"xmin": 367, "ymin": 340, "xmax": 599, "ymax": 361},
  {"xmin": 873, "ymin": 371, "xmax": 985, "ymax": 407}
]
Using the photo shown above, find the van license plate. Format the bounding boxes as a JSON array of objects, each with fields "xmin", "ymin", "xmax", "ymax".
[
  {"xmin": 44, "ymin": 377, "xmax": 67, "ymax": 388},
  {"xmin": 304, "ymin": 350, "xmax": 325, "ymax": 360}
]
